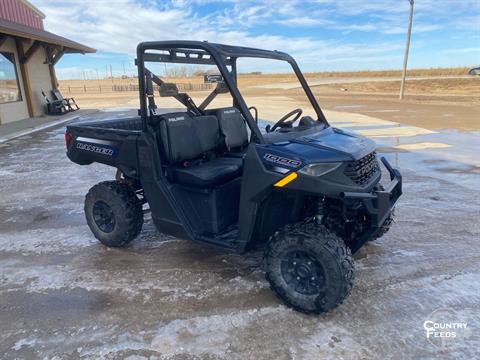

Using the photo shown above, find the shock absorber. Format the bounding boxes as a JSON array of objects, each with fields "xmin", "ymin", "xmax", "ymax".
[{"xmin": 316, "ymin": 197, "xmax": 326, "ymax": 224}]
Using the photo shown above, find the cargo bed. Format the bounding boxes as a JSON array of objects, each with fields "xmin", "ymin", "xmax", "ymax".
[{"xmin": 66, "ymin": 116, "xmax": 143, "ymax": 176}]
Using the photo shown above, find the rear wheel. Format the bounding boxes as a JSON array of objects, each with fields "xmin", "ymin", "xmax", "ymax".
[
  {"xmin": 85, "ymin": 181, "xmax": 143, "ymax": 247},
  {"xmin": 264, "ymin": 219, "xmax": 354, "ymax": 314}
]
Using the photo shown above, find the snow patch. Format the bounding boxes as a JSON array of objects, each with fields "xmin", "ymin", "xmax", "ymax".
[
  {"xmin": 0, "ymin": 227, "xmax": 96, "ymax": 254},
  {"xmin": 12, "ymin": 337, "xmax": 37, "ymax": 351},
  {"xmin": 150, "ymin": 307, "xmax": 281, "ymax": 357}
]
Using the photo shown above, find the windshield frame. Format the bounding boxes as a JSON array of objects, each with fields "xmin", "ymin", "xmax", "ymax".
[{"xmin": 136, "ymin": 41, "xmax": 329, "ymax": 144}]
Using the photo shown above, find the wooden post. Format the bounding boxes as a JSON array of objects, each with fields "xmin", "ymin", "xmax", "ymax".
[
  {"xmin": 45, "ymin": 46, "xmax": 63, "ymax": 90},
  {"xmin": 15, "ymin": 39, "xmax": 35, "ymax": 117},
  {"xmin": 49, "ymin": 64, "xmax": 58, "ymax": 89}
]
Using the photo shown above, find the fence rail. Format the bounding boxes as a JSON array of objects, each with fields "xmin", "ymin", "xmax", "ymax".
[{"xmin": 59, "ymin": 82, "xmax": 214, "ymax": 94}]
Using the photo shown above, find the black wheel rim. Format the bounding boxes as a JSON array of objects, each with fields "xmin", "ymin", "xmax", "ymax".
[
  {"xmin": 92, "ymin": 200, "xmax": 115, "ymax": 233},
  {"xmin": 280, "ymin": 250, "xmax": 326, "ymax": 296}
]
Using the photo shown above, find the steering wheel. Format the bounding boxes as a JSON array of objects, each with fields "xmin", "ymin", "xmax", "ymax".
[{"xmin": 267, "ymin": 108, "xmax": 303, "ymax": 133}]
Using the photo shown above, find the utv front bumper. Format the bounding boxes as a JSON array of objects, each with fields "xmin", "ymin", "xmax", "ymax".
[{"xmin": 342, "ymin": 157, "xmax": 402, "ymax": 251}]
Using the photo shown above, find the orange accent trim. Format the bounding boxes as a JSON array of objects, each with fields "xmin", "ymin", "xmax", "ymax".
[{"xmin": 274, "ymin": 172, "xmax": 298, "ymax": 187}]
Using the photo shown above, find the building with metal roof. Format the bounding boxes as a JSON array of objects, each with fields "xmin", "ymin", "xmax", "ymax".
[{"xmin": 0, "ymin": 0, "xmax": 95, "ymax": 124}]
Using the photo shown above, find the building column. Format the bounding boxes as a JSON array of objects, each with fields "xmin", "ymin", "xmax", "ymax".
[{"xmin": 15, "ymin": 39, "xmax": 35, "ymax": 118}]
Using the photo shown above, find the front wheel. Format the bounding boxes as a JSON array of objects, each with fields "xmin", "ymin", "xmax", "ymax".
[
  {"xmin": 85, "ymin": 181, "xmax": 143, "ymax": 247},
  {"xmin": 264, "ymin": 220, "xmax": 354, "ymax": 314}
]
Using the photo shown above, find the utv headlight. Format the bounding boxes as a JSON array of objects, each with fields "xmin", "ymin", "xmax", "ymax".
[{"xmin": 299, "ymin": 162, "xmax": 341, "ymax": 177}]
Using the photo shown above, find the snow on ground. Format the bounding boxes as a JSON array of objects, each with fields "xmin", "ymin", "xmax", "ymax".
[{"xmin": 0, "ymin": 111, "xmax": 479, "ymax": 359}]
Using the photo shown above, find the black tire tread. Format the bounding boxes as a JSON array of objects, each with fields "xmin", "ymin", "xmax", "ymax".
[
  {"xmin": 85, "ymin": 181, "xmax": 143, "ymax": 247},
  {"xmin": 264, "ymin": 219, "xmax": 354, "ymax": 314}
]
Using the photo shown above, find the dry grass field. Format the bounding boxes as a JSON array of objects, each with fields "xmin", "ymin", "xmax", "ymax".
[
  {"xmin": 312, "ymin": 78, "xmax": 480, "ymax": 96},
  {"xmin": 302, "ymin": 66, "xmax": 470, "ymax": 78},
  {"xmin": 58, "ymin": 66, "xmax": 474, "ymax": 95},
  {"xmin": 58, "ymin": 66, "xmax": 479, "ymax": 130}
]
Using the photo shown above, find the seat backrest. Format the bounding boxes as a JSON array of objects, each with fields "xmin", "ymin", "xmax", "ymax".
[
  {"xmin": 206, "ymin": 107, "xmax": 248, "ymax": 150},
  {"xmin": 52, "ymin": 89, "xmax": 64, "ymax": 101},
  {"xmin": 155, "ymin": 112, "xmax": 220, "ymax": 163},
  {"xmin": 41, "ymin": 89, "xmax": 50, "ymax": 104}
]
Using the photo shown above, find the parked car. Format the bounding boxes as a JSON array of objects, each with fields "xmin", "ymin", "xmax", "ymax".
[{"xmin": 468, "ymin": 67, "xmax": 480, "ymax": 76}]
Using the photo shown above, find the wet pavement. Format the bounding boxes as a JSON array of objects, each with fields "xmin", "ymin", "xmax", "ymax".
[{"xmin": 0, "ymin": 110, "xmax": 479, "ymax": 359}]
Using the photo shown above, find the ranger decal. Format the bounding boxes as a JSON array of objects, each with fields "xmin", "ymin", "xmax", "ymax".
[{"xmin": 76, "ymin": 142, "xmax": 115, "ymax": 156}]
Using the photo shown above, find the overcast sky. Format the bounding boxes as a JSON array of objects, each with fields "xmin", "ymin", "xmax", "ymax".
[{"xmin": 31, "ymin": 0, "xmax": 480, "ymax": 79}]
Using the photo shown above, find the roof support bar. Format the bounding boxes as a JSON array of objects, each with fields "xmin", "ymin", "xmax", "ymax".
[
  {"xmin": 141, "ymin": 52, "xmax": 233, "ymax": 66},
  {"xmin": 21, "ymin": 40, "xmax": 41, "ymax": 64},
  {"xmin": 145, "ymin": 67, "xmax": 201, "ymax": 116},
  {"xmin": 44, "ymin": 46, "xmax": 61, "ymax": 89},
  {"xmin": 52, "ymin": 49, "xmax": 64, "ymax": 65},
  {"xmin": 198, "ymin": 82, "xmax": 228, "ymax": 110},
  {"xmin": 0, "ymin": 35, "xmax": 9, "ymax": 48}
]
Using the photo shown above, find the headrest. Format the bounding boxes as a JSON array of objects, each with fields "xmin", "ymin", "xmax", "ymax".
[{"xmin": 159, "ymin": 83, "xmax": 179, "ymax": 97}]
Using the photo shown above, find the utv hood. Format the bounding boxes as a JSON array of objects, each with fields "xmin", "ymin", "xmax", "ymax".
[
  {"xmin": 292, "ymin": 127, "xmax": 376, "ymax": 160},
  {"xmin": 257, "ymin": 126, "xmax": 377, "ymax": 171}
]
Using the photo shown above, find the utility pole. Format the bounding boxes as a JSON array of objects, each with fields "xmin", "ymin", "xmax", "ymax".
[{"xmin": 399, "ymin": 0, "xmax": 414, "ymax": 100}]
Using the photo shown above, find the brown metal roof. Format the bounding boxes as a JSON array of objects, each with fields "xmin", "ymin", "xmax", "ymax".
[
  {"xmin": 1, "ymin": 0, "xmax": 45, "ymax": 30},
  {"xmin": 0, "ymin": 18, "xmax": 95, "ymax": 53}
]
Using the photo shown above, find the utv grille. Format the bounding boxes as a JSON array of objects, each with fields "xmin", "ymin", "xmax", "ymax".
[{"xmin": 344, "ymin": 151, "xmax": 379, "ymax": 185}]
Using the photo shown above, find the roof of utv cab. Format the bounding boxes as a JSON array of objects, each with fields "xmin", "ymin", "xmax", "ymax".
[
  {"xmin": 137, "ymin": 40, "xmax": 295, "ymax": 64},
  {"xmin": 136, "ymin": 41, "xmax": 327, "ymax": 139}
]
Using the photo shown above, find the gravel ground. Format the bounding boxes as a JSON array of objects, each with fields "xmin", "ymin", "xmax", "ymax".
[{"xmin": 0, "ymin": 111, "xmax": 478, "ymax": 359}]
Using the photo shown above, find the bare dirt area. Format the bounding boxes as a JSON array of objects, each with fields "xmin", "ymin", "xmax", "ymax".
[
  {"xmin": 59, "ymin": 67, "xmax": 480, "ymax": 132},
  {"xmin": 0, "ymin": 107, "xmax": 479, "ymax": 358},
  {"xmin": 312, "ymin": 93, "xmax": 480, "ymax": 132},
  {"xmin": 316, "ymin": 78, "xmax": 480, "ymax": 96}
]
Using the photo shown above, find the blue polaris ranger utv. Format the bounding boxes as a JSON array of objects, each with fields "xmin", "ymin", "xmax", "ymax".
[{"xmin": 65, "ymin": 41, "xmax": 402, "ymax": 314}]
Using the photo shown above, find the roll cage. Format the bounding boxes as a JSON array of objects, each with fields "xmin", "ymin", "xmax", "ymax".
[{"xmin": 136, "ymin": 40, "xmax": 329, "ymax": 144}]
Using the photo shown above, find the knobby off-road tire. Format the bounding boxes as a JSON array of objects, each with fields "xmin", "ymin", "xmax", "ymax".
[
  {"xmin": 85, "ymin": 181, "xmax": 143, "ymax": 247},
  {"xmin": 264, "ymin": 219, "xmax": 354, "ymax": 314}
]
